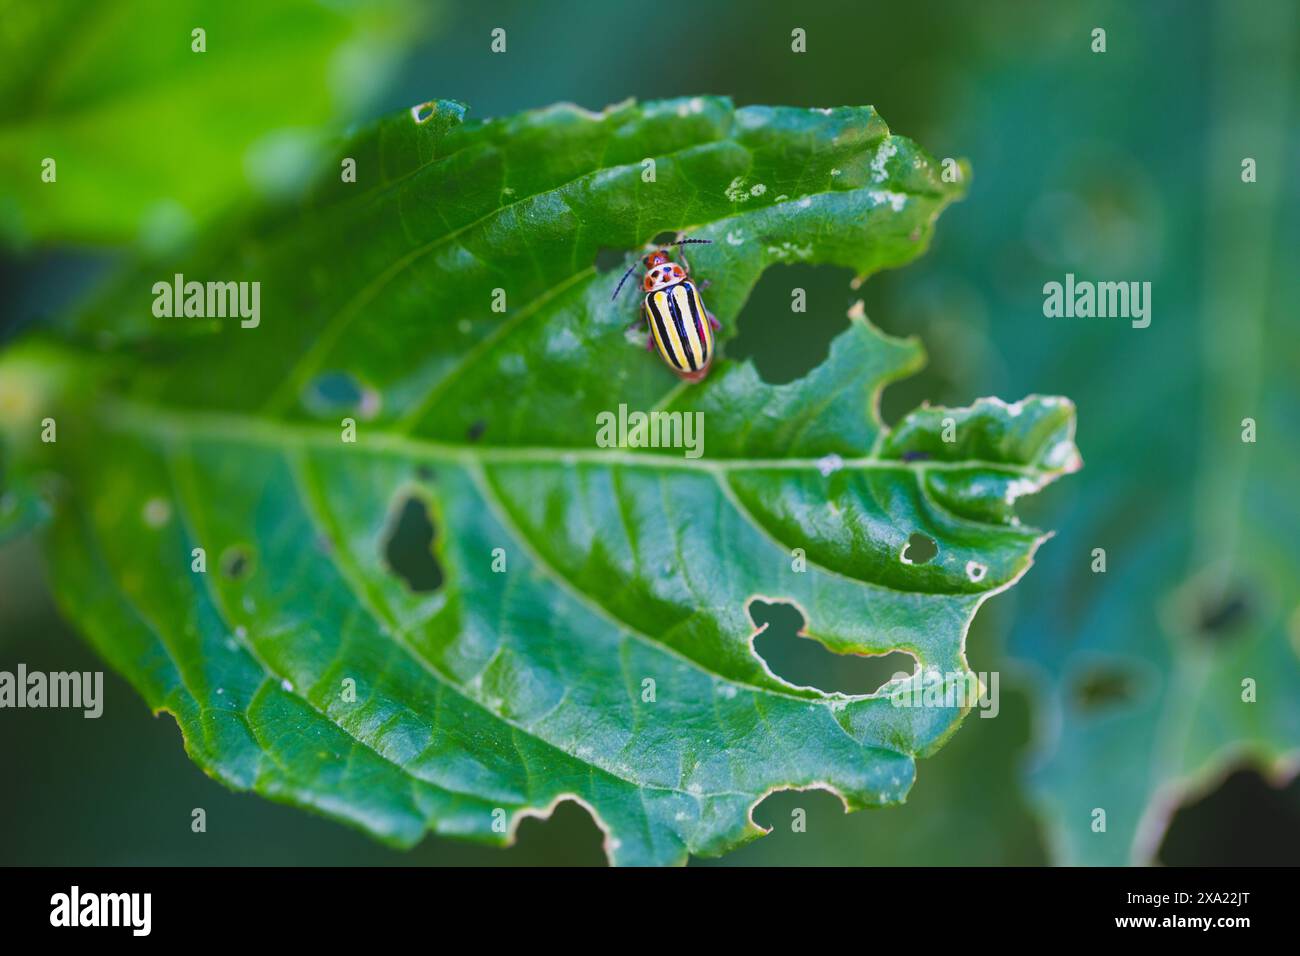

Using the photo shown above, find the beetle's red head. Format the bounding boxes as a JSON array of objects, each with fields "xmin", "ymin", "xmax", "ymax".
[
  {"xmin": 611, "ymin": 236, "xmax": 710, "ymax": 303},
  {"xmin": 643, "ymin": 258, "xmax": 685, "ymax": 292}
]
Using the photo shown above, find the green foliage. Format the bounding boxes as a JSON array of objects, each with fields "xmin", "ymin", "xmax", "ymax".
[
  {"xmin": 0, "ymin": 0, "xmax": 422, "ymax": 247},
  {"xmin": 0, "ymin": 96, "xmax": 1081, "ymax": 864}
]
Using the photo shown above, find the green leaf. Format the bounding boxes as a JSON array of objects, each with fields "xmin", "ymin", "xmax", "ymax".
[
  {"xmin": 1130, "ymin": 11, "xmax": 1300, "ymax": 856},
  {"xmin": 0, "ymin": 0, "xmax": 423, "ymax": 247},
  {"xmin": 711, "ymin": 682, "xmax": 1049, "ymax": 866},
  {"xmin": 3, "ymin": 96, "xmax": 1080, "ymax": 865}
]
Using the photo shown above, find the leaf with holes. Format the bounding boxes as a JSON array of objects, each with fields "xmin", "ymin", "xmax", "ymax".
[{"xmin": 0, "ymin": 96, "xmax": 1081, "ymax": 865}]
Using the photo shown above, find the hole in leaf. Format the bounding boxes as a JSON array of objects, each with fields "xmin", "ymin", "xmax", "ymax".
[
  {"xmin": 382, "ymin": 495, "xmax": 443, "ymax": 594},
  {"xmin": 220, "ymin": 545, "xmax": 254, "ymax": 581},
  {"xmin": 1194, "ymin": 585, "xmax": 1252, "ymax": 641},
  {"xmin": 415, "ymin": 465, "xmax": 436, "ymax": 483},
  {"xmin": 593, "ymin": 247, "xmax": 627, "ymax": 274},
  {"xmin": 1071, "ymin": 666, "xmax": 1137, "ymax": 713},
  {"xmin": 901, "ymin": 532, "xmax": 937, "ymax": 565},
  {"xmin": 727, "ymin": 264, "xmax": 855, "ymax": 383},
  {"xmin": 466, "ymin": 420, "xmax": 487, "ymax": 442},
  {"xmin": 1160, "ymin": 767, "xmax": 1300, "ymax": 866},
  {"xmin": 747, "ymin": 785, "xmax": 849, "ymax": 834},
  {"xmin": 302, "ymin": 371, "xmax": 380, "ymax": 420},
  {"xmin": 748, "ymin": 598, "xmax": 916, "ymax": 695},
  {"xmin": 509, "ymin": 798, "xmax": 609, "ymax": 866},
  {"xmin": 649, "ymin": 230, "xmax": 677, "ymax": 247}
]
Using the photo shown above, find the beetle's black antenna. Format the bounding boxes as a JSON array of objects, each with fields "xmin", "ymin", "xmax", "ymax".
[
  {"xmin": 611, "ymin": 262, "xmax": 638, "ymax": 301},
  {"xmin": 611, "ymin": 238, "xmax": 712, "ymax": 301}
]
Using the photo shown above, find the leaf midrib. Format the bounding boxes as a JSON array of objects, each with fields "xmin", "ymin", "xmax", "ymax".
[
  {"xmin": 102, "ymin": 397, "xmax": 1051, "ymax": 481},
  {"xmin": 99, "ymin": 395, "xmax": 1049, "ymax": 621}
]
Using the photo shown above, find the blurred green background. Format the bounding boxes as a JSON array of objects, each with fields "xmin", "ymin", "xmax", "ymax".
[{"xmin": 2, "ymin": 0, "xmax": 1297, "ymax": 865}]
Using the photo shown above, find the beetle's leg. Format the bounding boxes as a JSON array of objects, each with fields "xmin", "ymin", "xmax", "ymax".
[
  {"xmin": 632, "ymin": 312, "xmax": 656, "ymax": 350},
  {"xmin": 707, "ymin": 310, "xmax": 721, "ymax": 330},
  {"xmin": 696, "ymin": 278, "xmax": 712, "ymax": 291}
]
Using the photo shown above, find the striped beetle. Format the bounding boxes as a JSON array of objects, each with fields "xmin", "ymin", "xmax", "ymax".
[{"xmin": 612, "ymin": 238, "xmax": 720, "ymax": 382}]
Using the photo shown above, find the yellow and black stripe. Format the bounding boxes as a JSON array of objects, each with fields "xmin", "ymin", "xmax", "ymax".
[{"xmin": 644, "ymin": 280, "xmax": 712, "ymax": 374}]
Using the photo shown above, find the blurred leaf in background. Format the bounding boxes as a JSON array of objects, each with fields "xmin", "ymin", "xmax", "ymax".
[
  {"xmin": 912, "ymin": 0, "xmax": 1300, "ymax": 865},
  {"xmin": 0, "ymin": 0, "xmax": 429, "ymax": 250}
]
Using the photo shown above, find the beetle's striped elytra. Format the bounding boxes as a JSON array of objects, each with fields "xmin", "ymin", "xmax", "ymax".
[{"xmin": 612, "ymin": 238, "xmax": 720, "ymax": 382}]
